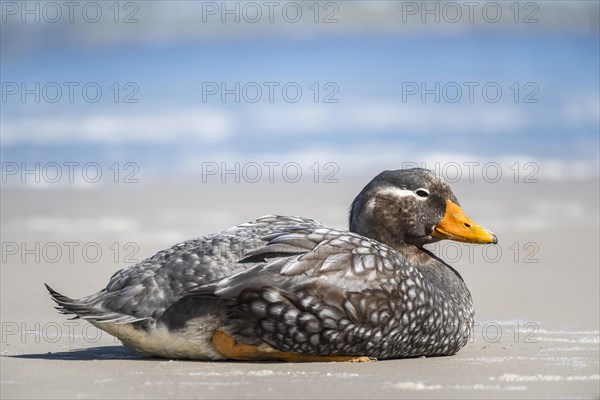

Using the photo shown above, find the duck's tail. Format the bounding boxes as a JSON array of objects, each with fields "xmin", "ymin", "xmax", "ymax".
[
  {"xmin": 45, "ymin": 283, "xmax": 87, "ymax": 319},
  {"xmin": 44, "ymin": 283, "xmax": 148, "ymax": 324}
]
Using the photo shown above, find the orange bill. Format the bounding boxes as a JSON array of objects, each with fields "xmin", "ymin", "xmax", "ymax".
[{"xmin": 432, "ymin": 200, "xmax": 498, "ymax": 244}]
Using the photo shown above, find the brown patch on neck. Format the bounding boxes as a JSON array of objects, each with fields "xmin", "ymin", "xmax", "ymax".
[{"xmin": 390, "ymin": 242, "xmax": 435, "ymax": 266}]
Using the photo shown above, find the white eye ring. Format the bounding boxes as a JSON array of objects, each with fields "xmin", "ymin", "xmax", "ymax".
[{"xmin": 415, "ymin": 188, "xmax": 429, "ymax": 198}]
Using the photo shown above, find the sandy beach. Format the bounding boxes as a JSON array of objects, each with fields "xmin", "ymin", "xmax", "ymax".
[{"xmin": 1, "ymin": 177, "xmax": 598, "ymax": 399}]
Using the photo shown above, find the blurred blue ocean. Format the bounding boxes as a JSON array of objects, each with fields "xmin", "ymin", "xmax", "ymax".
[{"xmin": 1, "ymin": 1, "xmax": 598, "ymax": 181}]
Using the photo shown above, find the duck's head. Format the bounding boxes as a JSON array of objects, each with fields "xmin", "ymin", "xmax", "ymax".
[{"xmin": 349, "ymin": 168, "xmax": 497, "ymax": 252}]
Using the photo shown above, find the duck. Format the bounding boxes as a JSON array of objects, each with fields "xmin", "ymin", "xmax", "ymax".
[{"xmin": 46, "ymin": 168, "xmax": 497, "ymax": 362}]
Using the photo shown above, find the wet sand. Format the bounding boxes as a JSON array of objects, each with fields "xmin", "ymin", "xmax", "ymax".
[{"xmin": 1, "ymin": 178, "xmax": 599, "ymax": 399}]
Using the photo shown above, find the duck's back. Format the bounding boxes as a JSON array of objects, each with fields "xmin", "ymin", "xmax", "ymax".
[{"xmin": 52, "ymin": 215, "xmax": 325, "ymax": 324}]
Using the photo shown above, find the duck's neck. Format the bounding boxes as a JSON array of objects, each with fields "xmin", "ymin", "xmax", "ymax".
[{"xmin": 403, "ymin": 244, "xmax": 468, "ymax": 293}]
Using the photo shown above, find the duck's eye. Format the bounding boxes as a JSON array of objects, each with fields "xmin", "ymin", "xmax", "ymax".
[{"xmin": 415, "ymin": 188, "xmax": 429, "ymax": 198}]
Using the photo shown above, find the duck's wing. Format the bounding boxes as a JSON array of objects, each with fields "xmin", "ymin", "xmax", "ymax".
[
  {"xmin": 47, "ymin": 215, "xmax": 325, "ymax": 324},
  {"xmin": 183, "ymin": 229, "xmax": 421, "ymax": 356},
  {"xmin": 186, "ymin": 228, "xmax": 408, "ymax": 298}
]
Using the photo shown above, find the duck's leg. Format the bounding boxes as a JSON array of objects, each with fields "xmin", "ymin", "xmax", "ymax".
[{"xmin": 211, "ymin": 330, "xmax": 373, "ymax": 363}]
